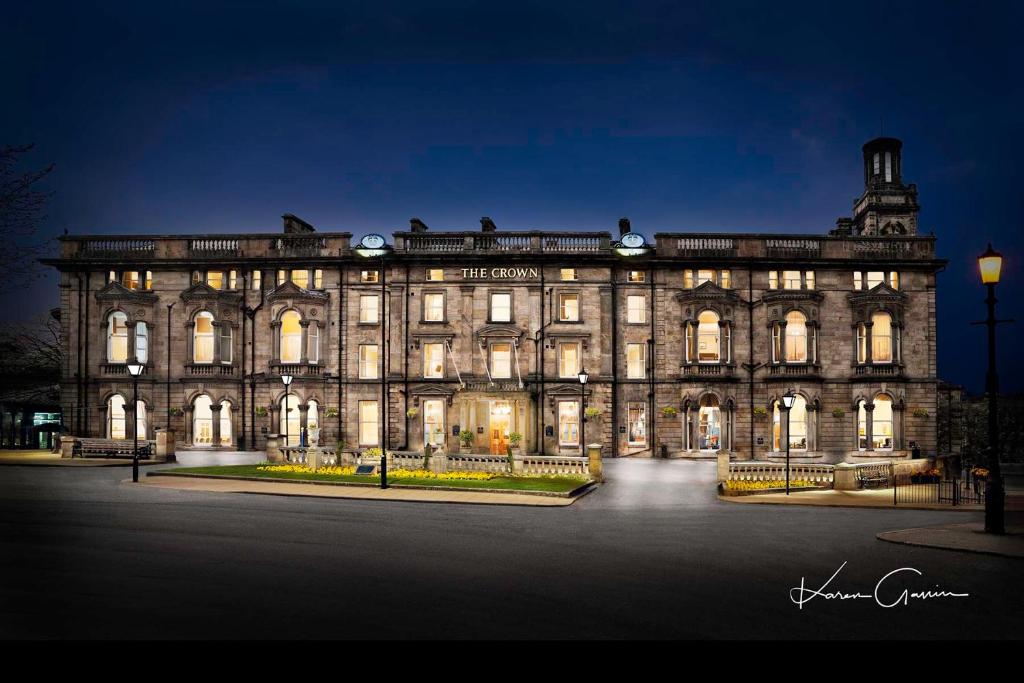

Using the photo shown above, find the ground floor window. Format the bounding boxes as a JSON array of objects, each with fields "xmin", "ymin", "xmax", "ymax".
[
  {"xmin": 108, "ymin": 395, "xmax": 126, "ymax": 440},
  {"xmin": 872, "ymin": 395, "xmax": 893, "ymax": 450},
  {"xmin": 627, "ymin": 403, "xmax": 646, "ymax": 447},
  {"xmin": 359, "ymin": 400, "xmax": 379, "ymax": 446},
  {"xmin": 422, "ymin": 399, "xmax": 445, "ymax": 449},
  {"xmin": 772, "ymin": 395, "xmax": 808, "ymax": 451},
  {"xmin": 280, "ymin": 394, "xmax": 300, "ymax": 446},
  {"xmin": 558, "ymin": 400, "xmax": 579, "ymax": 447},
  {"xmin": 193, "ymin": 395, "xmax": 212, "ymax": 445},
  {"xmin": 697, "ymin": 395, "xmax": 721, "ymax": 451},
  {"xmin": 220, "ymin": 400, "xmax": 232, "ymax": 446}
]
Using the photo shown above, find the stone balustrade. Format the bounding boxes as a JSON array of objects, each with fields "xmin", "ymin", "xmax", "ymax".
[{"xmin": 724, "ymin": 460, "xmax": 835, "ymax": 485}]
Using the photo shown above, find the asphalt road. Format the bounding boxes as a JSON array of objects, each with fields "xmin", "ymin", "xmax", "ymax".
[{"xmin": 1, "ymin": 456, "xmax": 1020, "ymax": 639}]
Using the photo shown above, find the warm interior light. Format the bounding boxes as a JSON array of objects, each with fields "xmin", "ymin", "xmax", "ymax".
[{"xmin": 978, "ymin": 243, "xmax": 1003, "ymax": 285}]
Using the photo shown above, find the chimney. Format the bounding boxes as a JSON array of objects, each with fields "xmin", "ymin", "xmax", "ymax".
[
  {"xmin": 480, "ymin": 216, "xmax": 497, "ymax": 232},
  {"xmin": 618, "ymin": 217, "xmax": 631, "ymax": 237},
  {"xmin": 410, "ymin": 217, "xmax": 429, "ymax": 233},
  {"xmin": 282, "ymin": 213, "xmax": 315, "ymax": 234}
]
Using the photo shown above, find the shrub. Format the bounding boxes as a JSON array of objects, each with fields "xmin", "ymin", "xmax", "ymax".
[
  {"xmin": 912, "ymin": 408, "xmax": 930, "ymax": 418},
  {"xmin": 324, "ymin": 407, "xmax": 338, "ymax": 418},
  {"xmin": 832, "ymin": 407, "xmax": 846, "ymax": 418},
  {"xmin": 752, "ymin": 406, "xmax": 768, "ymax": 417},
  {"xmin": 255, "ymin": 406, "xmax": 268, "ymax": 418},
  {"xmin": 660, "ymin": 406, "xmax": 678, "ymax": 418},
  {"xmin": 459, "ymin": 430, "xmax": 475, "ymax": 446},
  {"xmin": 584, "ymin": 407, "xmax": 602, "ymax": 419},
  {"xmin": 168, "ymin": 407, "xmax": 183, "ymax": 417},
  {"xmin": 406, "ymin": 407, "xmax": 419, "ymax": 418},
  {"xmin": 508, "ymin": 432, "xmax": 523, "ymax": 446}
]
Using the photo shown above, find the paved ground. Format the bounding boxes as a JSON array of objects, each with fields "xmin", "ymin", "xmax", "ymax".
[
  {"xmin": 879, "ymin": 522, "xmax": 1024, "ymax": 558},
  {"xmin": 1, "ymin": 456, "xmax": 1021, "ymax": 639}
]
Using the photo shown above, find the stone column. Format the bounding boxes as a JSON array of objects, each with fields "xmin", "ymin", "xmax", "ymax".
[
  {"xmin": 99, "ymin": 320, "xmax": 109, "ymax": 364},
  {"xmin": 211, "ymin": 322, "xmax": 222, "ymax": 364},
  {"xmin": 864, "ymin": 321, "xmax": 874, "ymax": 364},
  {"xmin": 270, "ymin": 402, "xmax": 281, "ymax": 437},
  {"xmin": 865, "ymin": 402, "xmax": 875, "ymax": 451},
  {"xmin": 299, "ymin": 402, "xmax": 310, "ymax": 443},
  {"xmin": 779, "ymin": 320, "xmax": 788, "ymax": 364},
  {"xmin": 185, "ymin": 322, "xmax": 195, "ymax": 364},
  {"xmin": 270, "ymin": 321, "xmax": 281, "ymax": 362},
  {"xmin": 299, "ymin": 320, "xmax": 310, "ymax": 364},
  {"xmin": 127, "ymin": 322, "xmax": 137, "ymax": 363},
  {"xmin": 210, "ymin": 402, "xmax": 222, "ymax": 446},
  {"xmin": 184, "ymin": 406, "xmax": 193, "ymax": 444},
  {"xmin": 99, "ymin": 404, "xmax": 109, "ymax": 439}
]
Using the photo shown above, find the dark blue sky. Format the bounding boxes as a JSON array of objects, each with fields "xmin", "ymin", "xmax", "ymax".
[{"xmin": 4, "ymin": 1, "xmax": 1021, "ymax": 393}]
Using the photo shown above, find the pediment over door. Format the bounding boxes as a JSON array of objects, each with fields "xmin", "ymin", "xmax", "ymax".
[
  {"xmin": 95, "ymin": 281, "xmax": 158, "ymax": 305},
  {"xmin": 266, "ymin": 280, "xmax": 329, "ymax": 304}
]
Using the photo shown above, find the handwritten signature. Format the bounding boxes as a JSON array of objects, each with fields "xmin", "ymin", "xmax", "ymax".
[{"xmin": 790, "ymin": 561, "xmax": 970, "ymax": 609}]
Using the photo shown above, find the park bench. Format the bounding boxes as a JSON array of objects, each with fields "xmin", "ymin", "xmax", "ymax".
[
  {"xmin": 72, "ymin": 438, "xmax": 154, "ymax": 459},
  {"xmin": 857, "ymin": 467, "xmax": 889, "ymax": 489}
]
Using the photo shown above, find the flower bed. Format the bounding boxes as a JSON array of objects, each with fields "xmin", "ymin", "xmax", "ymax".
[{"xmin": 720, "ymin": 479, "xmax": 826, "ymax": 496}]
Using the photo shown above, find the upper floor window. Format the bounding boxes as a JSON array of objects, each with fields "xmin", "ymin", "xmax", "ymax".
[
  {"xmin": 228, "ymin": 270, "xmax": 238, "ymax": 290},
  {"xmin": 359, "ymin": 295, "xmax": 379, "ymax": 324},
  {"xmin": 193, "ymin": 311, "xmax": 215, "ymax": 364},
  {"xmin": 696, "ymin": 310, "xmax": 721, "ymax": 363},
  {"xmin": 277, "ymin": 269, "xmax": 287, "ymax": 286},
  {"xmin": 558, "ymin": 342, "xmax": 581, "ymax": 378},
  {"xmin": 361, "ymin": 270, "xmax": 379, "ymax": 283},
  {"xmin": 768, "ymin": 270, "xmax": 813, "ymax": 290},
  {"xmin": 627, "ymin": 295, "xmax": 646, "ymax": 324},
  {"xmin": 306, "ymin": 323, "xmax": 319, "ymax": 364},
  {"xmin": 855, "ymin": 271, "xmax": 898, "ymax": 290},
  {"xmin": 252, "ymin": 270, "xmax": 262, "ymax": 290},
  {"xmin": 684, "ymin": 269, "xmax": 730, "ymax": 288},
  {"xmin": 490, "ymin": 342, "xmax": 512, "ymax": 379},
  {"xmin": 111, "ymin": 271, "xmax": 152, "ymax": 290},
  {"xmin": 206, "ymin": 271, "xmax": 224, "ymax": 290},
  {"xmin": 359, "ymin": 344, "xmax": 379, "ymax": 379},
  {"xmin": 426, "ymin": 268, "xmax": 444, "ymax": 282},
  {"xmin": 560, "ymin": 268, "xmax": 578, "ymax": 281},
  {"xmin": 107, "ymin": 312, "xmax": 128, "ymax": 363},
  {"xmin": 291, "ymin": 269, "xmax": 309, "ymax": 289},
  {"xmin": 784, "ymin": 311, "xmax": 808, "ymax": 363},
  {"xmin": 558, "ymin": 293, "xmax": 579, "ymax": 322},
  {"xmin": 626, "ymin": 342, "xmax": 646, "ymax": 379},
  {"xmin": 423, "ymin": 342, "xmax": 444, "ymax": 378},
  {"xmin": 872, "ymin": 312, "xmax": 894, "ymax": 363},
  {"xmin": 122, "ymin": 271, "xmax": 140, "ymax": 290},
  {"xmin": 423, "ymin": 292, "xmax": 445, "ymax": 322},
  {"xmin": 627, "ymin": 270, "xmax": 645, "ymax": 283},
  {"xmin": 490, "ymin": 293, "xmax": 511, "ymax": 322},
  {"xmin": 134, "ymin": 322, "xmax": 148, "ymax": 364},
  {"xmin": 314, "ymin": 269, "xmax": 323, "ymax": 289},
  {"xmin": 280, "ymin": 311, "xmax": 301, "ymax": 364}
]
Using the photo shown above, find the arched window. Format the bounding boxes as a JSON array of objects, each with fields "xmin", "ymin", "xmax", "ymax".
[
  {"xmin": 857, "ymin": 400, "xmax": 868, "ymax": 449},
  {"xmin": 772, "ymin": 396, "xmax": 808, "ymax": 451},
  {"xmin": 108, "ymin": 395, "xmax": 126, "ymax": 439},
  {"xmin": 193, "ymin": 395, "xmax": 213, "ymax": 445},
  {"xmin": 107, "ymin": 312, "xmax": 128, "ymax": 363},
  {"xmin": 135, "ymin": 322, "xmax": 148, "ymax": 364},
  {"xmin": 697, "ymin": 311, "xmax": 720, "ymax": 363},
  {"xmin": 280, "ymin": 394, "xmax": 300, "ymax": 446},
  {"xmin": 873, "ymin": 395, "xmax": 894, "ymax": 450},
  {"xmin": 135, "ymin": 400, "xmax": 147, "ymax": 441},
  {"xmin": 280, "ymin": 311, "xmax": 302, "ymax": 364},
  {"xmin": 194, "ymin": 312, "xmax": 215, "ymax": 364},
  {"xmin": 220, "ymin": 400, "xmax": 232, "ymax": 446},
  {"xmin": 697, "ymin": 395, "xmax": 721, "ymax": 451},
  {"xmin": 784, "ymin": 311, "xmax": 807, "ymax": 363},
  {"xmin": 872, "ymin": 312, "xmax": 893, "ymax": 363}
]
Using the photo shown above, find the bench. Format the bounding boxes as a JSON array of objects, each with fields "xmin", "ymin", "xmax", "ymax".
[
  {"xmin": 72, "ymin": 438, "xmax": 154, "ymax": 459},
  {"xmin": 857, "ymin": 468, "xmax": 889, "ymax": 489}
]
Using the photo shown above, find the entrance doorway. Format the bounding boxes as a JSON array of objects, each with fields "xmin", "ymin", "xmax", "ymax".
[
  {"xmin": 698, "ymin": 395, "xmax": 721, "ymax": 451},
  {"xmin": 489, "ymin": 401, "xmax": 512, "ymax": 454}
]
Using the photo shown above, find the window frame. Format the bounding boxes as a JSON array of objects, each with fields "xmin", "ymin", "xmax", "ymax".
[
  {"xmin": 489, "ymin": 291, "xmax": 513, "ymax": 323},
  {"xmin": 626, "ymin": 342, "xmax": 646, "ymax": 379},
  {"xmin": 489, "ymin": 341, "xmax": 513, "ymax": 379},
  {"xmin": 626, "ymin": 294, "xmax": 646, "ymax": 324},
  {"xmin": 359, "ymin": 294, "xmax": 380, "ymax": 324},
  {"xmin": 422, "ymin": 342, "xmax": 445, "ymax": 379},
  {"xmin": 421, "ymin": 291, "xmax": 446, "ymax": 323},
  {"xmin": 558, "ymin": 292, "xmax": 580, "ymax": 322},
  {"xmin": 358, "ymin": 344, "xmax": 379, "ymax": 379}
]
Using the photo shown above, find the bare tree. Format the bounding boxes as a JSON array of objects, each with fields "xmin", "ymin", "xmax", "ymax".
[
  {"xmin": 0, "ymin": 144, "xmax": 55, "ymax": 281},
  {"xmin": 0, "ymin": 311, "xmax": 62, "ymax": 404}
]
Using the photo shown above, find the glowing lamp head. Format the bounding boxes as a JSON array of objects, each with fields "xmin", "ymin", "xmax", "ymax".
[
  {"xmin": 781, "ymin": 389, "xmax": 797, "ymax": 410},
  {"xmin": 281, "ymin": 374, "xmax": 293, "ymax": 387},
  {"xmin": 978, "ymin": 243, "xmax": 1003, "ymax": 285},
  {"xmin": 578, "ymin": 368, "xmax": 589, "ymax": 385},
  {"xmin": 127, "ymin": 362, "xmax": 145, "ymax": 377}
]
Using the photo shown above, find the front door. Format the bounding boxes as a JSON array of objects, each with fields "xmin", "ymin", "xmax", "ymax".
[
  {"xmin": 489, "ymin": 401, "xmax": 511, "ymax": 454},
  {"xmin": 698, "ymin": 406, "xmax": 721, "ymax": 451}
]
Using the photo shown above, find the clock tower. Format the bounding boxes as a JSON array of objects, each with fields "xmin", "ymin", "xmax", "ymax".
[{"xmin": 844, "ymin": 137, "xmax": 920, "ymax": 236}]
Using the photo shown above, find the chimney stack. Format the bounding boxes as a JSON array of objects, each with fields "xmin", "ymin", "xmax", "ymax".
[
  {"xmin": 480, "ymin": 216, "xmax": 497, "ymax": 232},
  {"xmin": 410, "ymin": 217, "xmax": 429, "ymax": 233},
  {"xmin": 618, "ymin": 217, "xmax": 631, "ymax": 237},
  {"xmin": 282, "ymin": 214, "xmax": 315, "ymax": 234}
]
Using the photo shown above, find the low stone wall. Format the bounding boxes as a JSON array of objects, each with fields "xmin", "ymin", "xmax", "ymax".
[
  {"xmin": 354, "ymin": 450, "xmax": 590, "ymax": 476},
  {"xmin": 721, "ymin": 457, "xmax": 835, "ymax": 486}
]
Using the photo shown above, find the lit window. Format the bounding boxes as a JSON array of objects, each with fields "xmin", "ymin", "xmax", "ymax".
[
  {"xmin": 423, "ymin": 343, "xmax": 444, "ymax": 378},
  {"xmin": 280, "ymin": 311, "xmax": 301, "ymax": 363},
  {"xmin": 193, "ymin": 395, "xmax": 213, "ymax": 445},
  {"xmin": 872, "ymin": 312, "xmax": 893, "ymax": 363},
  {"xmin": 558, "ymin": 342, "xmax": 580, "ymax": 378},
  {"xmin": 559, "ymin": 293, "xmax": 579, "ymax": 322},
  {"xmin": 144, "ymin": 271, "xmax": 152, "ymax": 289},
  {"xmin": 490, "ymin": 343, "xmax": 512, "ymax": 379},
  {"xmin": 627, "ymin": 403, "xmax": 646, "ymax": 446},
  {"xmin": 866, "ymin": 271, "xmax": 884, "ymax": 289},
  {"xmin": 626, "ymin": 343, "xmax": 645, "ymax": 379},
  {"xmin": 426, "ymin": 269, "xmax": 444, "ymax": 281},
  {"xmin": 358, "ymin": 401, "xmax": 379, "ymax": 446},
  {"xmin": 220, "ymin": 400, "xmax": 233, "ymax": 446},
  {"xmin": 192, "ymin": 271, "xmax": 202, "ymax": 285},
  {"xmin": 804, "ymin": 271, "xmax": 815, "ymax": 290},
  {"xmin": 560, "ymin": 268, "xmax": 578, "ymax": 281},
  {"xmin": 193, "ymin": 312, "xmax": 215, "ymax": 363},
  {"xmin": 783, "ymin": 270, "xmax": 801, "ymax": 290},
  {"xmin": 697, "ymin": 269, "xmax": 714, "ymax": 286},
  {"xmin": 134, "ymin": 322, "xmax": 147, "ymax": 364},
  {"xmin": 854, "ymin": 272, "xmax": 862, "ymax": 290},
  {"xmin": 206, "ymin": 271, "xmax": 224, "ymax": 290},
  {"xmin": 858, "ymin": 400, "xmax": 868, "ymax": 450},
  {"xmin": 361, "ymin": 270, "xmax": 379, "ymax": 283},
  {"xmin": 228, "ymin": 270, "xmax": 237, "ymax": 289},
  {"xmin": 122, "ymin": 271, "xmax": 139, "ymax": 290},
  {"xmin": 720, "ymin": 270, "xmax": 731, "ymax": 289},
  {"xmin": 785, "ymin": 311, "xmax": 807, "ymax": 363},
  {"xmin": 889, "ymin": 271, "xmax": 899, "ymax": 289},
  {"xmin": 107, "ymin": 312, "xmax": 128, "ymax": 363},
  {"xmin": 108, "ymin": 395, "xmax": 126, "ymax": 440},
  {"xmin": 359, "ymin": 344, "xmax": 379, "ymax": 379},
  {"xmin": 768, "ymin": 271, "xmax": 779, "ymax": 290},
  {"xmin": 306, "ymin": 323, "xmax": 318, "ymax": 364},
  {"xmin": 857, "ymin": 323, "xmax": 868, "ymax": 363},
  {"xmin": 559, "ymin": 401, "xmax": 580, "ymax": 446},
  {"xmin": 697, "ymin": 311, "xmax": 721, "ymax": 363},
  {"xmin": 627, "ymin": 295, "xmax": 646, "ymax": 324},
  {"xmin": 109, "ymin": 271, "xmax": 117, "ymax": 284},
  {"xmin": 628, "ymin": 270, "xmax": 645, "ymax": 283},
  {"xmin": 422, "ymin": 399, "xmax": 445, "ymax": 449},
  {"xmin": 490, "ymin": 293, "xmax": 511, "ymax": 322},
  {"xmin": 884, "ymin": 151, "xmax": 892, "ymax": 182},
  {"xmin": 219, "ymin": 323, "xmax": 232, "ymax": 364},
  {"xmin": 291, "ymin": 269, "xmax": 309, "ymax": 289},
  {"xmin": 684, "ymin": 270, "xmax": 694, "ymax": 288},
  {"xmin": 873, "ymin": 395, "xmax": 894, "ymax": 450},
  {"xmin": 772, "ymin": 396, "xmax": 807, "ymax": 451},
  {"xmin": 873, "ymin": 152, "xmax": 880, "ymax": 175},
  {"xmin": 277, "ymin": 269, "xmax": 287, "ymax": 286},
  {"xmin": 252, "ymin": 270, "xmax": 262, "ymax": 290},
  {"xmin": 359, "ymin": 295, "xmax": 379, "ymax": 324},
  {"xmin": 314, "ymin": 269, "xmax": 323, "ymax": 289},
  {"xmin": 423, "ymin": 293, "xmax": 445, "ymax": 322}
]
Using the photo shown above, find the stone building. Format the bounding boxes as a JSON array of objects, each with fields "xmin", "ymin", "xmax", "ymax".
[{"xmin": 42, "ymin": 137, "xmax": 946, "ymax": 463}]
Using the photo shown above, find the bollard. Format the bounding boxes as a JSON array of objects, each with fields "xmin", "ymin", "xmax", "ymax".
[{"xmin": 380, "ymin": 454, "xmax": 388, "ymax": 489}]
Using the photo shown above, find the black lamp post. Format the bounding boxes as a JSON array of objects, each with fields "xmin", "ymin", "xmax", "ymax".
[
  {"xmin": 977, "ymin": 244, "xmax": 1006, "ymax": 534},
  {"xmin": 578, "ymin": 367, "xmax": 589, "ymax": 454},
  {"xmin": 781, "ymin": 388, "xmax": 796, "ymax": 495},
  {"xmin": 281, "ymin": 373, "xmax": 293, "ymax": 450},
  {"xmin": 127, "ymin": 361, "xmax": 144, "ymax": 483}
]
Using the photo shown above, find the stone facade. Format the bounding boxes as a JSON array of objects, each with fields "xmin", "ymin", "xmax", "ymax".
[{"xmin": 43, "ymin": 138, "xmax": 946, "ymax": 464}]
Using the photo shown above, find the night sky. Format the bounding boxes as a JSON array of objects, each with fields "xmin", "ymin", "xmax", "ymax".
[{"xmin": 3, "ymin": 1, "xmax": 1020, "ymax": 393}]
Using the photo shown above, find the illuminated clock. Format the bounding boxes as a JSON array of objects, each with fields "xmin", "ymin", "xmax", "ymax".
[
  {"xmin": 620, "ymin": 232, "xmax": 645, "ymax": 248},
  {"xmin": 360, "ymin": 234, "xmax": 386, "ymax": 249}
]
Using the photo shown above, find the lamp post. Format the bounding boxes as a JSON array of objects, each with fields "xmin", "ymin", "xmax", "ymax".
[
  {"xmin": 781, "ymin": 389, "xmax": 796, "ymax": 496},
  {"xmin": 977, "ymin": 244, "xmax": 1006, "ymax": 534},
  {"xmin": 578, "ymin": 367, "xmax": 589, "ymax": 454},
  {"xmin": 127, "ymin": 362, "xmax": 145, "ymax": 483},
  {"xmin": 281, "ymin": 374, "xmax": 293, "ymax": 450}
]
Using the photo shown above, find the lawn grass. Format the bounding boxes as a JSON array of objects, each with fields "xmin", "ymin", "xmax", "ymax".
[{"xmin": 164, "ymin": 464, "xmax": 588, "ymax": 493}]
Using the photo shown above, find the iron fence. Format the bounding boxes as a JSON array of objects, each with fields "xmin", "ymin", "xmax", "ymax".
[{"xmin": 893, "ymin": 468, "xmax": 985, "ymax": 506}]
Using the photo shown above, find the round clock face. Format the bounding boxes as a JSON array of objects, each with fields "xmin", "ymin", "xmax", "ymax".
[
  {"xmin": 361, "ymin": 234, "xmax": 386, "ymax": 249},
  {"xmin": 620, "ymin": 232, "xmax": 645, "ymax": 248}
]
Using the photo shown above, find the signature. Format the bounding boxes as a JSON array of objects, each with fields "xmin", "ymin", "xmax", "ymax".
[{"xmin": 790, "ymin": 561, "xmax": 970, "ymax": 609}]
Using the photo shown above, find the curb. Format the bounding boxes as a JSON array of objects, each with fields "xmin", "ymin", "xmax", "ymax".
[{"xmin": 876, "ymin": 529, "xmax": 1024, "ymax": 559}]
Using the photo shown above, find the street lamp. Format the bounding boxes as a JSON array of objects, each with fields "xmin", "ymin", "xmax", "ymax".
[
  {"xmin": 781, "ymin": 389, "xmax": 796, "ymax": 496},
  {"xmin": 578, "ymin": 367, "xmax": 589, "ymax": 453},
  {"xmin": 127, "ymin": 362, "xmax": 145, "ymax": 483},
  {"xmin": 355, "ymin": 234, "xmax": 391, "ymax": 453},
  {"xmin": 977, "ymin": 243, "xmax": 1006, "ymax": 534},
  {"xmin": 281, "ymin": 373, "xmax": 293, "ymax": 450}
]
